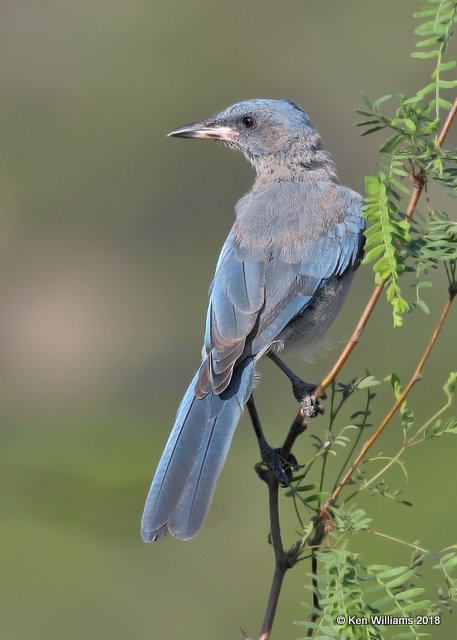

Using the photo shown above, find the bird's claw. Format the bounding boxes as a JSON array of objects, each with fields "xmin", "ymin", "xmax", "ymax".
[
  {"xmin": 292, "ymin": 381, "xmax": 327, "ymax": 418},
  {"xmin": 259, "ymin": 441, "xmax": 299, "ymax": 487},
  {"xmin": 300, "ymin": 392, "xmax": 325, "ymax": 418}
]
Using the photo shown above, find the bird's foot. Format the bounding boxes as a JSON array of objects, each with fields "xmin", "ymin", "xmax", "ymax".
[
  {"xmin": 259, "ymin": 439, "xmax": 299, "ymax": 487},
  {"xmin": 292, "ymin": 381, "xmax": 326, "ymax": 419},
  {"xmin": 267, "ymin": 353, "xmax": 327, "ymax": 418}
]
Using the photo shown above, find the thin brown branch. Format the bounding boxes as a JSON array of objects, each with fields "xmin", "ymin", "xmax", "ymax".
[
  {"xmin": 314, "ymin": 96, "xmax": 457, "ymax": 397},
  {"xmin": 437, "ymin": 97, "xmax": 457, "ymax": 146},
  {"xmin": 321, "ymin": 291, "xmax": 455, "ymax": 517},
  {"xmin": 256, "ymin": 417, "xmax": 307, "ymax": 640}
]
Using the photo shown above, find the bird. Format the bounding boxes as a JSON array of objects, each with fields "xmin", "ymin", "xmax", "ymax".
[{"xmin": 141, "ymin": 98, "xmax": 365, "ymax": 542}]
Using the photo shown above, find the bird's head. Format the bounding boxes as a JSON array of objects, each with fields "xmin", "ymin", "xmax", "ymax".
[{"xmin": 168, "ymin": 99, "xmax": 317, "ymax": 162}]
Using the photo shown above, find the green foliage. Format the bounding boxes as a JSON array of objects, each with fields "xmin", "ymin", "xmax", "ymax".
[
  {"xmin": 424, "ymin": 371, "xmax": 457, "ymax": 436},
  {"xmin": 363, "ymin": 174, "xmax": 410, "ymax": 326},
  {"xmin": 297, "ymin": 542, "xmax": 383, "ymax": 640},
  {"xmin": 435, "ymin": 551, "xmax": 457, "ymax": 602},
  {"xmin": 366, "ymin": 481, "xmax": 413, "ymax": 508},
  {"xmin": 411, "ymin": 213, "xmax": 457, "ymax": 307},
  {"xmin": 296, "ymin": 503, "xmax": 456, "ymax": 639},
  {"xmin": 356, "ymin": 0, "xmax": 457, "ymax": 325},
  {"xmin": 280, "ymin": 4, "xmax": 457, "ymax": 639},
  {"xmin": 367, "ymin": 563, "xmax": 431, "ymax": 620},
  {"xmin": 426, "ymin": 415, "xmax": 457, "ymax": 436},
  {"xmin": 419, "ymin": 216, "xmax": 457, "ymax": 270},
  {"xmin": 290, "ymin": 363, "xmax": 457, "ymax": 638},
  {"xmin": 412, "ymin": 0, "xmax": 457, "ymax": 120},
  {"xmin": 385, "ymin": 373, "xmax": 415, "ymax": 435},
  {"xmin": 443, "ymin": 371, "xmax": 457, "ymax": 401}
]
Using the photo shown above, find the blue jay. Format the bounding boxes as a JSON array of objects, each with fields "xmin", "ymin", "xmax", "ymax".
[{"xmin": 142, "ymin": 99, "xmax": 364, "ymax": 542}]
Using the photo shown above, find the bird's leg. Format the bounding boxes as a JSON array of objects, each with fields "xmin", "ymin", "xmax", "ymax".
[
  {"xmin": 268, "ymin": 351, "xmax": 325, "ymax": 418},
  {"xmin": 246, "ymin": 394, "xmax": 298, "ymax": 487}
]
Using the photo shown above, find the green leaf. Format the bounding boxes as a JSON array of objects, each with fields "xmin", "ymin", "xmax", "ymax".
[
  {"xmin": 385, "ymin": 568, "xmax": 415, "ymax": 588},
  {"xmin": 428, "ymin": 97, "xmax": 453, "ymax": 109},
  {"xmin": 413, "ymin": 8, "xmax": 438, "ymax": 19},
  {"xmin": 439, "ymin": 79, "xmax": 457, "ymax": 88},
  {"xmin": 364, "ymin": 244, "xmax": 387, "ymax": 262},
  {"xmin": 439, "ymin": 60, "xmax": 457, "ymax": 71},
  {"xmin": 364, "ymin": 230, "xmax": 385, "ymax": 249},
  {"xmin": 357, "ymin": 376, "xmax": 382, "ymax": 389},
  {"xmin": 425, "ymin": 416, "xmax": 457, "ymax": 439},
  {"xmin": 393, "ymin": 297, "xmax": 409, "ymax": 314},
  {"xmin": 415, "ymin": 280, "xmax": 433, "ymax": 289},
  {"xmin": 361, "ymin": 91, "xmax": 374, "ymax": 108},
  {"xmin": 416, "ymin": 36, "xmax": 440, "ymax": 47},
  {"xmin": 355, "ymin": 108, "xmax": 376, "ymax": 117},
  {"xmin": 396, "ymin": 587, "xmax": 426, "ymax": 601},
  {"xmin": 415, "ymin": 19, "xmax": 442, "ymax": 36},
  {"xmin": 356, "ymin": 119, "xmax": 383, "ymax": 127},
  {"xmin": 439, "ymin": 552, "xmax": 457, "ymax": 569},
  {"xmin": 416, "ymin": 82, "xmax": 437, "ymax": 98},
  {"xmin": 413, "ymin": 299, "xmax": 430, "ymax": 314},
  {"xmin": 380, "ymin": 133, "xmax": 403, "ymax": 154},
  {"xmin": 377, "ymin": 565, "xmax": 409, "ymax": 580},
  {"xmin": 392, "ymin": 599, "xmax": 432, "ymax": 614},
  {"xmin": 411, "ymin": 50, "xmax": 440, "ymax": 59},
  {"xmin": 403, "ymin": 118, "xmax": 417, "ymax": 131},
  {"xmin": 303, "ymin": 492, "xmax": 329, "ymax": 503},
  {"xmin": 360, "ymin": 125, "xmax": 387, "ymax": 136},
  {"xmin": 444, "ymin": 372, "xmax": 457, "ymax": 402},
  {"xmin": 291, "ymin": 483, "xmax": 318, "ymax": 493},
  {"xmin": 386, "ymin": 372, "xmax": 402, "ymax": 398},
  {"xmin": 374, "ymin": 94, "xmax": 393, "ymax": 109},
  {"xmin": 432, "ymin": 60, "xmax": 457, "ymax": 78}
]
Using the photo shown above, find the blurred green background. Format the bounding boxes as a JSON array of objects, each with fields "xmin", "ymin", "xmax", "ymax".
[{"xmin": 0, "ymin": 1, "xmax": 456, "ymax": 638}]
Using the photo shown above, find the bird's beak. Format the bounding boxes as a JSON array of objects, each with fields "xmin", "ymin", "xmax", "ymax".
[{"xmin": 168, "ymin": 119, "xmax": 239, "ymax": 142}]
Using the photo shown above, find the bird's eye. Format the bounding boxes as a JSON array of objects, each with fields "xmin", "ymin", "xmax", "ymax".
[{"xmin": 241, "ymin": 116, "xmax": 256, "ymax": 129}]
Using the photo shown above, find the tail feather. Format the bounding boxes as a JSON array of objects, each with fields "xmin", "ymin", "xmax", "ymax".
[
  {"xmin": 141, "ymin": 359, "xmax": 254, "ymax": 542},
  {"xmin": 169, "ymin": 403, "xmax": 239, "ymax": 540},
  {"xmin": 141, "ymin": 376, "xmax": 209, "ymax": 532}
]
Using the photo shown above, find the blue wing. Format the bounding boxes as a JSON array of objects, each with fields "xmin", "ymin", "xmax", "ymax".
[
  {"xmin": 195, "ymin": 236, "xmax": 265, "ymax": 396},
  {"xmin": 195, "ymin": 190, "xmax": 364, "ymax": 398}
]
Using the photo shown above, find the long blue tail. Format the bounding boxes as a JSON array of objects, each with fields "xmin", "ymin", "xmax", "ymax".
[{"xmin": 141, "ymin": 359, "xmax": 255, "ymax": 541}]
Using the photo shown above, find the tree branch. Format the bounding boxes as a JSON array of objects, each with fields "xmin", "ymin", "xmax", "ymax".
[{"xmin": 256, "ymin": 415, "xmax": 307, "ymax": 640}]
